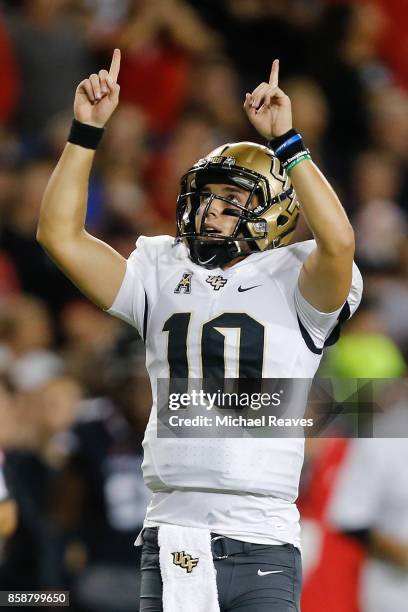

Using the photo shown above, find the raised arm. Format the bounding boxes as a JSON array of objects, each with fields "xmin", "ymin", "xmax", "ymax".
[
  {"xmin": 244, "ymin": 60, "xmax": 355, "ymax": 313},
  {"xmin": 37, "ymin": 49, "xmax": 126, "ymax": 310}
]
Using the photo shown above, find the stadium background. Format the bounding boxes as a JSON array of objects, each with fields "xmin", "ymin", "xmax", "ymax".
[{"xmin": 0, "ymin": 0, "xmax": 407, "ymax": 610}]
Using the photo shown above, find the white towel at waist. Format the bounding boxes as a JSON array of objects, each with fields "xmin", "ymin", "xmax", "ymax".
[{"xmin": 158, "ymin": 524, "xmax": 220, "ymax": 612}]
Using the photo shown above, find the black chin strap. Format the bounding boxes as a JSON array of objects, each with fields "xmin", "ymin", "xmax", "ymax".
[{"xmin": 191, "ymin": 240, "xmax": 242, "ymax": 269}]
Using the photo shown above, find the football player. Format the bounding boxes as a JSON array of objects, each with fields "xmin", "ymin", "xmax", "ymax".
[{"xmin": 37, "ymin": 49, "xmax": 363, "ymax": 611}]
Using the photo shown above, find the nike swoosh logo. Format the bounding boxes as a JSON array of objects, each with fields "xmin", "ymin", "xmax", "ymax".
[
  {"xmin": 257, "ymin": 570, "xmax": 283, "ymax": 576},
  {"xmin": 238, "ymin": 285, "xmax": 262, "ymax": 292},
  {"xmin": 198, "ymin": 255, "xmax": 216, "ymax": 265}
]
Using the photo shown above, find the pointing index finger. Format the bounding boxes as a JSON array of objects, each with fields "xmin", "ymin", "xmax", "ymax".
[
  {"xmin": 269, "ymin": 59, "xmax": 279, "ymax": 87},
  {"xmin": 109, "ymin": 48, "xmax": 121, "ymax": 83}
]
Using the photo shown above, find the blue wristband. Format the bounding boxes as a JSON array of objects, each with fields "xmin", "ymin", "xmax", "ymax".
[
  {"xmin": 274, "ymin": 134, "xmax": 302, "ymax": 155},
  {"xmin": 268, "ymin": 129, "xmax": 308, "ymax": 166}
]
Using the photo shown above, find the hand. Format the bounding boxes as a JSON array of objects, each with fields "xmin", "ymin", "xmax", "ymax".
[
  {"xmin": 243, "ymin": 59, "xmax": 292, "ymax": 140},
  {"xmin": 74, "ymin": 49, "xmax": 121, "ymax": 128}
]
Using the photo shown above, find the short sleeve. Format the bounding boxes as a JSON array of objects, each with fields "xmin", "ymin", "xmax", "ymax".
[
  {"xmin": 105, "ymin": 243, "xmax": 147, "ymax": 337},
  {"xmin": 329, "ymin": 439, "xmax": 386, "ymax": 530},
  {"xmin": 105, "ymin": 235, "xmax": 175, "ymax": 339},
  {"xmin": 294, "ymin": 261, "xmax": 363, "ymax": 351}
]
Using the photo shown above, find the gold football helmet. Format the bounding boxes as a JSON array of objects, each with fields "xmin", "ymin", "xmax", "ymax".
[{"xmin": 175, "ymin": 141, "xmax": 300, "ymax": 268}]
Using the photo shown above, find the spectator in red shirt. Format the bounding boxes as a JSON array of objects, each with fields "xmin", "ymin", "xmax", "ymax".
[
  {"xmin": 116, "ymin": 0, "xmax": 219, "ymax": 134},
  {"xmin": 0, "ymin": 16, "xmax": 19, "ymax": 125}
]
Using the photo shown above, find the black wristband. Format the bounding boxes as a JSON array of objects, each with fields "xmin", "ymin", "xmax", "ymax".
[
  {"xmin": 268, "ymin": 129, "xmax": 307, "ymax": 165},
  {"xmin": 68, "ymin": 118, "xmax": 104, "ymax": 150}
]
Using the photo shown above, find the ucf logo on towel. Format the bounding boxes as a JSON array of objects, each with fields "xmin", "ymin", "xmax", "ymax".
[
  {"xmin": 172, "ymin": 551, "xmax": 199, "ymax": 573},
  {"xmin": 159, "ymin": 526, "xmax": 220, "ymax": 611}
]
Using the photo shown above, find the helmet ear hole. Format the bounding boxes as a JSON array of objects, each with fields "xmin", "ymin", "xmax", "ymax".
[{"xmin": 277, "ymin": 214, "xmax": 289, "ymax": 226}]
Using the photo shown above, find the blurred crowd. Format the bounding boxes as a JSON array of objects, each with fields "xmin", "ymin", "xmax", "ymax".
[{"xmin": 0, "ymin": 1, "xmax": 407, "ymax": 611}]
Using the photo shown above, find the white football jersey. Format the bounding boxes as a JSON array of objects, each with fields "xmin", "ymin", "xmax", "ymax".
[
  {"xmin": 330, "ymin": 403, "xmax": 408, "ymax": 612},
  {"xmin": 107, "ymin": 235, "xmax": 363, "ymax": 547}
]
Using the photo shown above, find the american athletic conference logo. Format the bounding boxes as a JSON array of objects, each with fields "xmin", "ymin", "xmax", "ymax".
[
  {"xmin": 174, "ymin": 273, "xmax": 193, "ymax": 294},
  {"xmin": 172, "ymin": 551, "xmax": 199, "ymax": 573}
]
